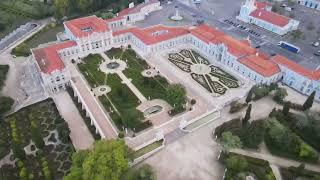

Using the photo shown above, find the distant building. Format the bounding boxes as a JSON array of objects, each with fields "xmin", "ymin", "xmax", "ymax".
[
  {"xmin": 298, "ymin": 0, "xmax": 320, "ymax": 10},
  {"xmin": 237, "ymin": 0, "xmax": 299, "ymax": 35}
]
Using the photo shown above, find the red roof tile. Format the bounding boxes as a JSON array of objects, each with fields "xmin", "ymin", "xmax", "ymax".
[
  {"xmin": 33, "ymin": 41, "xmax": 76, "ymax": 74},
  {"xmin": 250, "ymin": 9, "xmax": 290, "ymax": 27},
  {"xmin": 189, "ymin": 24, "xmax": 225, "ymax": 43},
  {"xmin": 255, "ymin": 1, "xmax": 271, "ymax": 9},
  {"xmin": 65, "ymin": 16, "xmax": 109, "ymax": 38},
  {"xmin": 271, "ymin": 55, "xmax": 320, "ymax": 80},
  {"xmin": 113, "ymin": 25, "xmax": 189, "ymax": 45},
  {"xmin": 239, "ymin": 54, "xmax": 280, "ymax": 77}
]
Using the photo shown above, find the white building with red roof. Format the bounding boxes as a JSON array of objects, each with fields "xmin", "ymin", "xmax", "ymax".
[
  {"xmin": 31, "ymin": 12, "xmax": 320, "ymax": 100},
  {"xmin": 237, "ymin": 0, "xmax": 299, "ymax": 35}
]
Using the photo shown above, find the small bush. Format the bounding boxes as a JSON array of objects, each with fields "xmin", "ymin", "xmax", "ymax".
[
  {"xmin": 190, "ymin": 99, "xmax": 196, "ymax": 105},
  {"xmin": 118, "ymin": 131, "xmax": 124, "ymax": 138},
  {"xmin": 229, "ymin": 101, "xmax": 247, "ymax": 113}
]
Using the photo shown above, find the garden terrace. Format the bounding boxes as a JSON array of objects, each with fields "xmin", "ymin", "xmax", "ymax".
[
  {"xmin": 167, "ymin": 49, "xmax": 239, "ymax": 95},
  {"xmin": 77, "ymin": 53, "xmax": 146, "ymax": 131},
  {"xmin": 220, "ymin": 152, "xmax": 276, "ymax": 180},
  {"xmin": 106, "ymin": 48, "xmax": 172, "ymax": 102},
  {"xmin": 0, "ymin": 99, "xmax": 74, "ymax": 179}
]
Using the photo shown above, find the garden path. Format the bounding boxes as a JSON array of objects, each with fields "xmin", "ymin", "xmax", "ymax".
[
  {"xmin": 53, "ymin": 91, "xmax": 94, "ymax": 150},
  {"xmin": 270, "ymin": 164, "xmax": 283, "ymax": 180},
  {"xmin": 230, "ymin": 148, "xmax": 320, "ymax": 173},
  {"xmin": 99, "ymin": 52, "xmax": 147, "ymax": 102}
]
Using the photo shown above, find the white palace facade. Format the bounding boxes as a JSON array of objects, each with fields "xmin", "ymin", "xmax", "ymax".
[{"xmin": 31, "ymin": 0, "xmax": 320, "ymax": 101}]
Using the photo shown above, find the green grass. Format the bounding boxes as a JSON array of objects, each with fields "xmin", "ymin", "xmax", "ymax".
[
  {"xmin": 78, "ymin": 53, "xmax": 145, "ymax": 130},
  {"xmin": 106, "ymin": 48, "xmax": 171, "ymax": 101},
  {"xmin": 133, "ymin": 140, "xmax": 163, "ymax": 159}
]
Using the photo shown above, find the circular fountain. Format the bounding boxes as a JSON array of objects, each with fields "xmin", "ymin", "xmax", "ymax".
[{"xmin": 170, "ymin": 6, "xmax": 183, "ymax": 21}]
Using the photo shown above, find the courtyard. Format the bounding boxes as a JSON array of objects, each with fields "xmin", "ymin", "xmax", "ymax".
[
  {"xmin": 77, "ymin": 47, "xmax": 191, "ymax": 134},
  {"xmin": 167, "ymin": 49, "xmax": 240, "ymax": 95}
]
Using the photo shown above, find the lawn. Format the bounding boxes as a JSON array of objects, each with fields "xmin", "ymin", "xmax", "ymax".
[
  {"xmin": 220, "ymin": 152, "xmax": 276, "ymax": 180},
  {"xmin": 0, "ymin": 99, "xmax": 74, "ymax": 180},
  {"xmin": 78, "ymin": 53, "xmax": 146, "ymax": 131},
  {"xmin": 132, "ymin": 140, "xmax": 163, "ymax": 159},
  {"xmin": 115, "ymin": 48, "xmax": 171, "ymax": 101}
]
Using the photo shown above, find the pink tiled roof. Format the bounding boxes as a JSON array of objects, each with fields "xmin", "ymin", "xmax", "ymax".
[
  {"xmin": 33, "ymin": 41, "xmax": 77, "ymax": 74},
  {"xmin": 65, "ymin": 16, "xmax": 109, "ymax": 38},
  {"xmin": 250, "ymin": 9, "xmax": 290, "ymax": 27},
  {"xmin": 113, "ymin": 25, "xmax": 190, "ymax": 45},
  {"xmin": 240, "ymin": 54, "xmax": 280, "ymax": 77},
  {"xmin": 271, "ymin": 55, "xmax": 320, "ymax": 80}
]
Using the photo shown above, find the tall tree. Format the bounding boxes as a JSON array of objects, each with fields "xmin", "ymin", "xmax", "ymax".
[
  {"xmin": 64, "ymin": 140, "xmax": 132, "ymax": 180},
  {"xmin": 282, "ymin": 101, "xmax": 291, "ymax": 115},
  {"xmin": 243, "ymin": 104, "xmax": 252, "ymax": 125},
  {"xmin": 303, "ymin": 91, "xmax": 316, "ymax": 111},
  {"xmin": 54, "ymin": 0, "xmax": 70, "ymax": 18},
  {"xmin": 220, "ymin": 131, "xmax": 243, "ymax": 151},
  {"xmin": 245, "ymin": 89, "xmax": 253, "ymax": 103},
  {"xmin": 30, "ymin": 120, "xmax": 45, "ymax": 149},
  {"xmin": 166, "ymin": 84, "xmax": 186, "ymax": 108},
  {"xmin": 77, "ymin": 0, "xmax": 93, "ymax": 14}
]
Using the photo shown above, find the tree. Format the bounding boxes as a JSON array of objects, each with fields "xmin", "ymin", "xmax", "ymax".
[
  {"xmin": 282, "ymin": 101, "xmax": 291, "ymax": 115},
  {"xmin": 273, "ymin": 88, "xmax": 288, "ymax": 103},
  {"xmin": 56, "ymin": 121, "xmax": 70, "ymax": 143},
  {"xmin": 225, "ymin": 155, "xmax": 248, "ymax": 171},
  {"xmin": 245, "ymin": 89, "xmax": 253, "ymax": 103},
  {"xmin": 54, "ymin": 0, "xmax": 70, "ymax": 18},
  {"xmin": 0, "ymin": 96, "xmax": 14, "ymax": 115},
  {"xmin": 30, "ymin": 120, "xmax": 45, "ymax": 149},
  {"xmin": 166, "ymin": 84, "xmax": 186, "ymax": 108},
  {"xmin": 77, "ymin": 0, "xmax": 93, "ymax": 14},
  {"xmin": 220, "ymin": 131, "xmax": 243, "ymax": 151},
  {"xmin": 125, "ymin": 164, "xmax": 156, "ymax": 180},
  {"xmin": 64, "ymin": 140, "xmax": 132, "ymax": 180},
  {"xmin": 242, "ymin": 104, "xmax": 252, "ymax": 125},
  {"xmin": 303, "ymin": 91, "xmax": 316, "ymax": 111}
]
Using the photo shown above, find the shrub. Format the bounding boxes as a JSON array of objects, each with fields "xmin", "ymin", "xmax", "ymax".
[
  {"xmin": 229, "ymin": 101, "xmax": 247, "ymax": 113},
  {"xmin": 190, "ymin": 99, "xmax": 196, "ymax": 105},
  {"xmin": 118, "ymin": 131, "xmax": 125, "ymax": 138},
  {"xmin": 273, "ymin": 87, "xmax": 287, "ymax": 103},
  {"xmin": 0, "ymin": 96, "xmax": 14, "ymax": 115},
  {"xmin": 252, "ymin": 85, "xmax": 270, "ymax": 100}
]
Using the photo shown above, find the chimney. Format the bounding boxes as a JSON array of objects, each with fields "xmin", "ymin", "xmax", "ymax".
[
  {"xmin": 256, "ymin": 52, "xmax": 259, "ymax": 56},
  {"xmin": 258, "ymin": 11, "xmax": 261, "ymax": 16}
]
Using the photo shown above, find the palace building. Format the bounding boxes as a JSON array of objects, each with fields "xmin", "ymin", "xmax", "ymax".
[
  {"xmin": 31, "ymin": 0, "xmax": 320, "ymax": 101},
  {"xmin": 237, "ymin": 0, "xmax": 300, "ymax": 35}
]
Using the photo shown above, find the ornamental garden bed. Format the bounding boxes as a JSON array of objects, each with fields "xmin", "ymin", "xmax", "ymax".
[
  {"xmin": 167, "ymin": 49, "xmax": 239, "ymax": 95},
  {"xmin": 280, "ymin": 166, "xmax": 320, "ymax": 180},
  {"xmin": 0, "ymin": 99, "xmax": 74, "ymax": 180},
  {"xmin": 132, "ymin": 140, "xmax": 164, "ymax": 159}
]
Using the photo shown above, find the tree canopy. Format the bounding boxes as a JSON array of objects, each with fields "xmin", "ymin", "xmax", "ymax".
[
  {"xmin": 166, "ymin": 84, "xmax": 186, "ymax": 108},
  {"xmin": 64, "ymin": 140, "xmax": 132, "ymax": 180}
]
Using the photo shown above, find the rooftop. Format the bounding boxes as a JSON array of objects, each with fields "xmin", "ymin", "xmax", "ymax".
[
  {"xmin": 250, "ymin": 9, "xmax": 290, "ymax": 27},
  {"xmin": 118, "ymin": 0, "xmax": 159, "ymax": 17},
  {"xmin": 239, "ymin": 54, "xmax": 280, "ymax": 77},
  {"xmin": 33, "ymin": 41, "xmax": 77, "ymax": 74},
  {"xmin": 64, "ymin": 16, "xmax": 109, "ymax": 38}
]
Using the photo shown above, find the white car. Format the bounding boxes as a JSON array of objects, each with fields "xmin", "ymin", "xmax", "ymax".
[{"xmin": 313, "ymin": 42, "xmax": 320, "ymax": 47}]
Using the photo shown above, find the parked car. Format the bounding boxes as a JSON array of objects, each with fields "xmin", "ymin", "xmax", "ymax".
[
  {"xmin": 312, "ymin": 42, "xmax": 319, "ymax": 47},
  {"xmin": 314, "ymin": 51, "xmax": 320, "ymax": 56}
]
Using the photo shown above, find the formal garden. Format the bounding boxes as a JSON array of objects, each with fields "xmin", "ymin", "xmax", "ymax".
[
  {"xmin": 77, "ymin": 47, "xmax": 188, "ymax": 133},
  {"xmin": 220, "ymin": 152, "xmax": 276, "ymax": 180},
  {"xmin": 167, "ymin": 49, "xmax": 240, "ymax": 95},
  {"xmin": 0, "ymin": 99, "xmax": 73, "ymax": 180}
]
